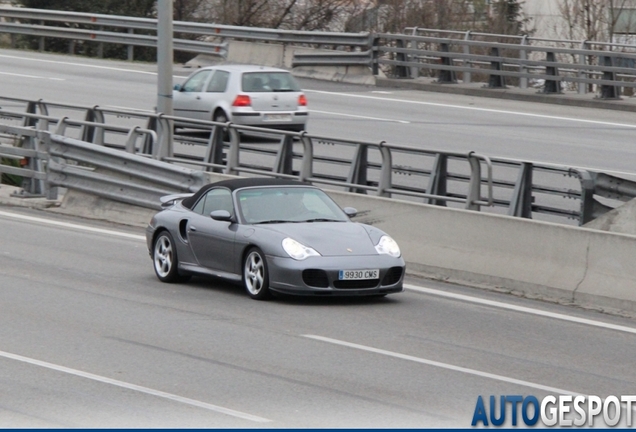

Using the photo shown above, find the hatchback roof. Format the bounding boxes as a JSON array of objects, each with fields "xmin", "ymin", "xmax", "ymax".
[{"xmin": 199, "ymin": 64, "xmax": 290, "ymax": 73}]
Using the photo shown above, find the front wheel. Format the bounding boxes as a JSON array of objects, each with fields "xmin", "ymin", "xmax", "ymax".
[
  {"xmin": 153, "ymin": 231, "xmax": 189, "ymax": 283},
  {"xmin": 243, "ymin": 247, "xmax": 271, "ymax": 300}
]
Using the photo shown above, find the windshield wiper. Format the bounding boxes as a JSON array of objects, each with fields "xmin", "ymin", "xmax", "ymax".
[
  {"xmin": 300, "ymin": 218, "xmax": 343, "ymax": 223},
  {"xmin": 254, "ymin": 219, "xmax": 299, "ymax": 224}
]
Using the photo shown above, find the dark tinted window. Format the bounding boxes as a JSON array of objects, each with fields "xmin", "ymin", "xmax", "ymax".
[
  {"xmin": 241, "ymin": 72, "xmax": 301, "ymax": 93},
  {"xmin": 193, "ymin": 189, "xmax": 233, "ymax": 216},
  {"xmin": 207, "ymin": 70, "xmax": 230, "ymax": 92},
  {"xmin": 182, "ymin": 70, "xmax": 212, "ymax": 92}
]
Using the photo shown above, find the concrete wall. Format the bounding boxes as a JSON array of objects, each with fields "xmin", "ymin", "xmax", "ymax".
[
  {"xmin": 186, "ymin": 40, "xmax": 377, "ymax": 86},
  {"xmin": 54, "ymin": 171, "xmax": 636, "ymax": 317}
]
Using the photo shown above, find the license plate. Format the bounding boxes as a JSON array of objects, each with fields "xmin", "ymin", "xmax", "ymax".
[
  {"xmin": 263, "ymin": 113, "xmax": 292, "ymax": 122},
  {"xmin": 338, "ymin": 269, "xmax": 379, "ymax": 280}
]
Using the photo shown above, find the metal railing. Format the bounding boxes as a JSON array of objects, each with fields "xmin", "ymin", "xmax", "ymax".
[
  {"xmin": 3, "ymin": 8, "xmax": 636, "ymax": 99},
  {"xmin": 3, "ymin": 97, "xmax": 635, "ymax": 225},
  {"xmin": 0, "ymin": 7, "xmax": 369, "ymax": 61}
]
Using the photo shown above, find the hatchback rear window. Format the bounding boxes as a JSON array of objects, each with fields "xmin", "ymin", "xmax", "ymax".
[{"xmin": 241, "ymin": 72, "xmax": 301, "ymax": 93}]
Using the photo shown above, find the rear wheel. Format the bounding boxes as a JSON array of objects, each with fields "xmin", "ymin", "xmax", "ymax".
[
  {"xmin": 153, "ymin": 231, "xmax": 190, "ymax": 283},
  {"xmin": 243, "ymin": 247, "xmax": 271, "ymax": 300}
]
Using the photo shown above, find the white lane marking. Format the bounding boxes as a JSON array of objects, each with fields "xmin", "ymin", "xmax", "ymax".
[
  {"xmin": 2, "ymin": 210, "xmax": 636, "ymax": 335},
  {"xmin": 310, "ymin": 109, "xmax": 410, "ymax": 124},
  {"xmin": 0, "ymin": 71, "xmax": 65, "ymax": 81},
  {"xmin": 405, "ymin": 284, "xmax": 636, "ymax": 335},
  {"xmin": 0, "ymin": 349, "xmax": 270, "ymax": 422},
  {"xmin": 304, "ymin": 335, "xmax": 577, "ymax": 395},
  {"xmin": 371, "ymin": 91, "xmax": 393, "ymax": 94},
  {"xmin": 0, "ymin": 54, "xmax": 190, "ymax": 79},
  {"xmin": 304, "ymin": 89, "xmax": 636, "ymax": 129},
  {"xmin": 0, "ymin": 54, "xmax": 158, "ymax": 75},
  {"xmin": 104, "ymin": 105, "xmax": 156, "ymax": 113},
  {"xmin": 0, "ymin": 210, "xmax": 146, "ymax": 241}
]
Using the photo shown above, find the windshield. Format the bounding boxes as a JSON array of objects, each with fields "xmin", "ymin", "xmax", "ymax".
[
  {"xmin": 237, "ymin": 187, "xmax": 348, "ymax": 224},
  {"xmin": 241, "ymin": 72, "xmax": 301, "ymax": 93}
]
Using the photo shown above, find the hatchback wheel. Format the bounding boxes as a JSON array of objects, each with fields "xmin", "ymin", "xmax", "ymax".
[
  {"xmin": 153, "ymin": 231, "xmax": 189, "ymax": 283},
  {"xmin": 243, "ymin": 247, "xmax": 271, "ymax": 300}
]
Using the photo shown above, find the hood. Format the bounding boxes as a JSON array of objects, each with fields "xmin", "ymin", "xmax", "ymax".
[{"xmin": 260, "ymin": 222, "xmax": 377, "ymax": 257}]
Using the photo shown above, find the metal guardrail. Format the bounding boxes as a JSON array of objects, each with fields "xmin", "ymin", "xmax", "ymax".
[
  {"xmin": 3, "ymin": 97, "xmax": 635, "ymax": 225},
  {"xmin": 2, "ymin": 8, "xmax": 636, "ymax": 98},
  {"xmin": 47, "ymin": 134, "xmax": 206, "ymax": 209},
  {"xmin": 0, "ymin": 7, "xmax": 369, "ymax": 62},
  {"xmin": 381, "ymin": 29, "xmax": 636, "ymax": 98}
]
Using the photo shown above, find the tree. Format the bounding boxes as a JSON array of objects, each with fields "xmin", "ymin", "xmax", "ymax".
[{"xmin": 487, "ymin": 0, "xmax": 532, "ymax": 35}]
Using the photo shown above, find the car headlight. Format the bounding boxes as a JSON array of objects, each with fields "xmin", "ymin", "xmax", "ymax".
[
  {"xmin": 282, "ymin": 238, "xmax": 321, "ymax": 260},
  {"xmin": 375, "ymin": 235, "xmax": 401, "ymax": 257}
]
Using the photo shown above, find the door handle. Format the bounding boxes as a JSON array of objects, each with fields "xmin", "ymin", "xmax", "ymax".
[{"xmin": 189, "ymin": 226, "xmax": 197, "ymax": 232}]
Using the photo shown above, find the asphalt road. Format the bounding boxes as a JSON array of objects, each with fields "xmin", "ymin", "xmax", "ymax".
[
  {"xmin": 2, "ymin": 49, "xmax": 636, "ymax": 427},
  {"xmin": 1, "ymin": 207, "xmax": 636, "ymax": 427},
  {"xmin": 1, "ymin": 48, "xmax": 635, "ymax": 175}
]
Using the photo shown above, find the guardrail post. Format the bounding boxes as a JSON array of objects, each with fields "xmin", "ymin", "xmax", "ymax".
[
  {"xmin": 125, "ymin": 126, "xmax": 141, "ymax": 153},
  {"xmin": 578, "ymin": 40, "xmax": 588, "ymax": 94},
  {"xmin": 347, "ymin": 144, "xmax": 368, "ymax": 194},
  {"xmin": 463, "ymin": 31, "xmax": 472, "ymax": 84},
  {"xmin": 153, "ymin": 114, "xmax": 173, "ymax": 160},
  {"xmin": 81, "ymin": 107, "xmax": 100, "ymax": 143},
  {"xmin": 377, "ymin": 141, "xmax": 392, "ymax": 197},
  {"xmin": 39, "ymin": 20, "xmax": 45, "ymax": 52},
  {"xmin": 426, "ymin": 153, "xmax": 448, "ymax": 206},
  {"xmin": 274, "ymin": 134, "xmax": 294, "ymax": 175},
  {"xmin": 12, "ymin": 131, "xmax": 45, "ymax": 198},
  {"xmin": 127, "ymin": 28, "xmax": 134, "ymax": 61},
  {"xmin": 577, "ymin": 170, "xmax": 596, "ymax": 225},
  {"xmin": 22, "ymin": 101, "xmax": 38, "ymax": 128},
  {"xmin": 466, "ymin": 153, "xmax": 482, "ymax": 211},
  {"xmin": 371, "ymin": 35, "xmax": 380, "ymax": 76},
  {"xmin": 598, "ymin": 55, "xmax": 621, "ymax": 99},
  {"xmin": 519, "ymin": 35, "xmax": 528, "ymax": 89},
  {"xmin": 98, "ymin": 26, "xmax": 104, "ymax": 58},
  {"xmin": 202, "ymin": 125, "xmax": 225, "ymax": 173},
  {"xmin": 541, "ymin": 52, "xmax": 562, "ymax": 94},
  {"xmin": 298, "ymin": 133, "xmax": 313, "ymax": 182},
  {"xmin": 486, "ymin": 47, "xmax": 506, "ymax": 89},
  {"xmin": 224, "ymin": 125, "xmax": 240, "ymax": 176},
  {"xmin": 437, "ymin": 43, "xmax": 457, "ymax": 84},
  {"xmin": 508, "ymin": 162, "xmax": 533, "ymax": 218},
  {"xmin": 409, "ymin": 28, "xmax": 419, "ymax": 78},
  {"xmin": 394, "ymin": 38, "xmax": 410, "ymax": 78}
]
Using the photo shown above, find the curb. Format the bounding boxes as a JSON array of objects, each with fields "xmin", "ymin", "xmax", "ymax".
[{"xmin": 376, "ymin": 77, "xmax": 636, "ymax": 113}]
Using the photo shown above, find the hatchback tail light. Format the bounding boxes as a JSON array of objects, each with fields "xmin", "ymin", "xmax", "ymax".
[
  {"xmin": 298, "ymin": 94, "xmax": 307, "ymax": 106},
  {"xmin": 232, "ymin": 95, "xmax": 251, "ymax": 107}
]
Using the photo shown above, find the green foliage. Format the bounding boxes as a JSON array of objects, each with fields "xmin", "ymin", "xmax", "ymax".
[{"xmin": 0, "ymin": 157, "xmax": 23, "ymax": 187}]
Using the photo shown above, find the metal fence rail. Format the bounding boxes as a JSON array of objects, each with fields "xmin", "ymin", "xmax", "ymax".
[
  {"xmin": 2, "ymin": 98, "xmax": 634, "ymax": 226},
  {"xmin": 3, "ymin": 7, "xmax": 636, "ymax": 98},
  {"xmin": 376, "ymin": 32, "xmax": 636, "ymax": 97}
]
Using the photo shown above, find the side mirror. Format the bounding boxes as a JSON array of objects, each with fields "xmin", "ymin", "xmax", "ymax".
[
  {"xmin": 173, "ymin": 83, "xmax": 182, "ymax": 91},
  {"xmin": 343, "ymin": 207, "xmax": 357, "ymax": 217},
  {"xmin": 210, "ymin": 210, "xmax": 232, "ymax": 221}
]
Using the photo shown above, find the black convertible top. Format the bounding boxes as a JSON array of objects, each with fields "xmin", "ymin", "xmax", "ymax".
[{"xmin": 181, "ymin": 177, "xmax": 309, "ymax": 209}]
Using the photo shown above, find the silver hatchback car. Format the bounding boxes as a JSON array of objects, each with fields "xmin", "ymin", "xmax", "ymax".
[{"xmin": 173, "ymin": 65, "xmax": 308, "ymax": 132}]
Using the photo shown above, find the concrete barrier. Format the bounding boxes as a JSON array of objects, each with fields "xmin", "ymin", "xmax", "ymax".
[
  {"xmin": 43, "ymin": 170, "xmax": 636, "ymax": 317},
  {"xmin": 184, "ymin": 41, "xmax": 377, "ymax": 86}
]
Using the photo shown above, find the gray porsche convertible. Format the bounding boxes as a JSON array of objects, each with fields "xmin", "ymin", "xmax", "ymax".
[{"xmin": 146, "ymin": 178, "xmax": 405, "ymax": 300}]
